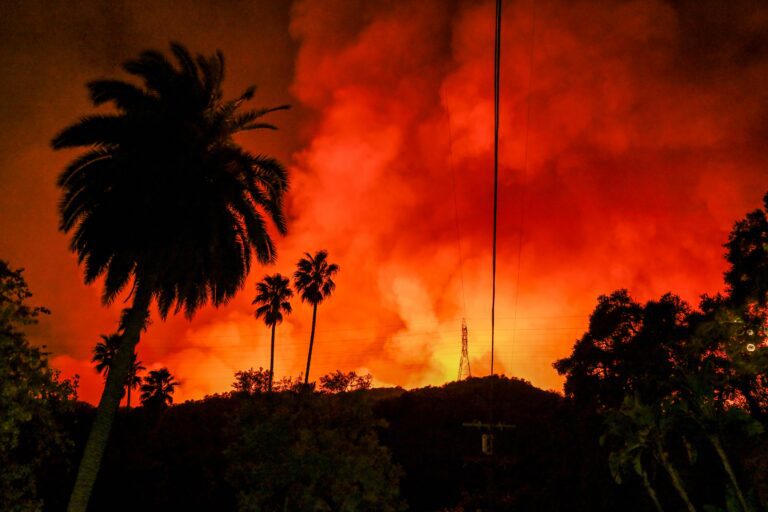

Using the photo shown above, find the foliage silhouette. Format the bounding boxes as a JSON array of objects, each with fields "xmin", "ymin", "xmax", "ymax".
[
  {"xmin": 556, "ymin": 191, "xmax": 768, "ymax": 511},
  {"xmin": 125, "ymin": 355, "xmax": 145, "ymax": 409},
  {"xmin": 231, "ymin": 367, "xmax": 272, "ymax": 395},
  {"xmin": 37, "ymin": 376, "xmax": 665, "ymax": 511},
  {"xmin": 601, "ymin": 398, "xmax": 665, "ymax": 512},
  {"xmin": 0, "ymin": 261, "xmax": 78, "ymax": 510},
  {"xmin": 139, "ymin": 368, "xmax": 179, "ymax": 409},
  {"xmin": 724, "ymin": 192, "xmax": 768, "ymax": 308},
  {"xmin": 273, "ymin": 373, "xmax": 310, "ymax": 393},
  {"xmin": 252, "ymin": 273, "xmax": 293, "ymax": 392},
  {"xmin": 293, "ymin": 250, "xmax": 339, "ymax": 385},
  {"xmin": 91, "ymin": 334, "xmax": 120, "ymax": 378},
  {"xmin": 226, "ymin": 392, "xmax": 404, "ymax": 511},
  {"xmin": 319, "ymin": 370, "xmax": 373, "ymax": 393},
  {"xmin": 602, "ymin": 394, "xmax": 695, "ymax": 512},
  {"xmin": 91, "ymin": 334, "xmax": 144, "ymax": 408},
  {"xmin": 52, "ymin": 42, "xmax": 289, "ymax": 511}
]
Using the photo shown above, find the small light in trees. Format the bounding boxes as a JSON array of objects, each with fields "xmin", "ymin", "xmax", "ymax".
[
  {"xmin": 746, "ymin": 343, "xmax": 756, "ymax": 352},
  {"xmin": 746, "ymin": 329, "xmax": 755, "ymax": 336}
]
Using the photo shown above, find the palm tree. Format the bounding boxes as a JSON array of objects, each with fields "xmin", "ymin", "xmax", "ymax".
[
  {"xmin": 252, "ymin": 273, "xmax": 293, "ymax": 392},
  {"xmin": 92, "ymin": 334, "xmax": 144, "ymax": 407},
  {"xmin": 293, "ymin": 250, "xmax": 339, "ymax": 385},
  {"xmin": 52, "ymin": 43, "xmax": 289, "ymax": 512},
  {"xmin": 91, "ymin": 334, "xmax": 120, "ymax": 377},
  {"xmin": 126, "ymin": 355, "xmax": 145, "ymax": 408},
  {"xmin": 139, "ymin": 368, "xmax": 178, "ymax": 408}
]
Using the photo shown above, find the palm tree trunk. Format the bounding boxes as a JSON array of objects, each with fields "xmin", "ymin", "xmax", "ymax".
[
  {"xmin": 656, "ymin": 441, "xmax": 697, "ymax": 512},
  {"xmin": 269, "ymin": 323, "xmax": 276, "ymax": 392},
  {"xmin": 304, "ymin": 303, "xmax": 318, "ymax": 386},
  {"xmin": 634, "ymin": 463, "xmax": 664, "ymax": 512},
  {"xmin": 67, "ymin": 285, "xmax": 152, "ymax": 512},
  {"xmin": 707, "ymin": 433, "xmax": 751, "ymax": 512}
]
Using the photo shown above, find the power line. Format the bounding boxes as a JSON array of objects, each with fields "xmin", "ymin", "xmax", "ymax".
[
  {"xmin": 485, "ymin": 3, "xmax": 503, "ymax": 510},
  {"xmin": 490, "ymin": 0, "xmax": 502, "ymax": 377}
]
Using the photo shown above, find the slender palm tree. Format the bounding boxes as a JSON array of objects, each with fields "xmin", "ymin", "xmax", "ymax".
[
  {"xmin": 91, "ymin": 334, "xmax": 120, "ymax": 377},
  {"xmin": 126, "ymin": 355, "xmax": 145, "ymax": 408},
  {"xmin": 139, "ymin": 368, "xmax": 178, "ymax": 408},
  {"xmin": 253, "ymin": 273, "xmax": 293, "ymax": 391},
  {"xmin": 293, "ymin": 250, "xmax": 339, "ymax": 385},
  {"xmin": 92, "ymin": 334, "xmax": 144, "ymax": 407},
  {"xmin": 52, "ymin": 43, "xmax": 289, "ymax": 512}
]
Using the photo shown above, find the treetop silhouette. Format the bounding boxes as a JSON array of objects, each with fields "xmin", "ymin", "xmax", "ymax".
[{"xmin": 294, "ymin": 250, "xmax": 339, "ymax": 385}]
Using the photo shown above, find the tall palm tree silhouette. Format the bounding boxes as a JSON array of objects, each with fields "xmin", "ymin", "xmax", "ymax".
[
  {"xmin": 125, "ymin": 355, "xmax": 145, "ymax": 409},
  {"xmin": 253, "ymin": 273, "xmax": 293, "ymax": 392},
  {"xmin": 91, "ymin": 333, "xmax": 144, "ymax": 407},
  {"xmin": 53, "ymin": 43, "xmax": 289, "ymax": 511},
  {"xmin": 294, "ymin": 250, "xmax": 339, "ymax": 386},
  {"xmin": 139, "ymin": 368, "xmax": 178, "ymax": 408}
]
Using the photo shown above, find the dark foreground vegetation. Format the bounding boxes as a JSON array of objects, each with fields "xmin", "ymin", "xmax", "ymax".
[{"xmin": 9, "ymin": 375, "xmax": 767, "ymax": 512}]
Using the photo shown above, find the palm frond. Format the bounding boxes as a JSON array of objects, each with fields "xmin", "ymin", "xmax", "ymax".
[
  {"xmin": 122, "ymin": 49, "xmax": 177, "ymax": 97},
  {"xmin": 54, "ymin": 43, "xmax": 290, "ymax": 318},
  {"xmin": 87, "ymin": 80, "xmax": 156, "ymax": 111},
  {"xmin": 50, "ymin": 115, "xmax": 130, "ymax": 149}
]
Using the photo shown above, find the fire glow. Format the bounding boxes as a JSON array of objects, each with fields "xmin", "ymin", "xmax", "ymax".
[{"xmin": 1, "ymin": 0, "xmax": 766, "ymax": 403}]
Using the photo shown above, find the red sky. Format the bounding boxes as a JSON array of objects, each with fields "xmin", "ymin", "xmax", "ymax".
[{"xmin": 1, "ymin": 0, "xmax": 767, "ymax": 403}]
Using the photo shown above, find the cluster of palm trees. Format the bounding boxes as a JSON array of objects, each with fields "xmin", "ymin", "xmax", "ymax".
[
  {"xmin": 252, "ymin": 249, "xmax": 339, "ymax": 392},
  {"xmin": 52, "ymin": 43, "xmax": 293, "ymax": 511},
  {"xmin": 91, "ymin": 334, "xmax": 178, "ymax": 408}
]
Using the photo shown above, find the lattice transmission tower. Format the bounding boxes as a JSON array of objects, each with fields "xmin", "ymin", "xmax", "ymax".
[{"xmin": 458, "ymin": 318, "xmax": 471, "ymax": 380}]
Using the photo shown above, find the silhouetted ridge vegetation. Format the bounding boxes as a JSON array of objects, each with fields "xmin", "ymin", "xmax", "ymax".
[{"xmin": 43, "ymin": 377, "xmax": 630, "ymax": 511}]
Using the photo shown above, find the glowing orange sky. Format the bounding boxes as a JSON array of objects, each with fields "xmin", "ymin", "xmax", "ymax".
[{"xmin": 1, "ymin": 0, "xmax": 767, "ymax": 403}]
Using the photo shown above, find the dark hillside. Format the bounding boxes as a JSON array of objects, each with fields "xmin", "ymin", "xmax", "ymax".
[{"xmin": 41, "ymin": 377, "xmax": 655, "ymax": 511}]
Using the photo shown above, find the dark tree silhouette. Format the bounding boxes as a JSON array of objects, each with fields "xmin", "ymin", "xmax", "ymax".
[
  {"xmin": 0, "ymin": 261, "xmax": 78, "ymax": 509},
  {"xmin": 252, "ymin": 273, "xmax": 293, "ymax": 391},
  {"xmin": 226, "ymin": 393, "xmax": 403, "ymax": 511},
  {"xmin": 556, "ymin": 273, "xmax": 766, "ymax": 509},
  {"xmin": 140, "ymin": 368, "xmax": 178, "ymax": 408},
  {"xmin": 92, "ymin": 333, "xmax": 144, "ymax": 407},
  {"xmin": 232, "ymin": 367, "xmax": 271, "ymax": 395},
  {"xmin": 91, "ymin": 334, "xmax": 120, "ymax": 378},
  {"xmin": 293, "ymin": 250, "xmax": 339, "ymax": 385},
  {"xmin": 601, "ymin": 397, "xmax": 665, "ymax": 512},
  {"xmin": 126, "ymin": 355, "xmax": 145, "ymax": 408},
  {"xmin": 320, "ymin": 370, "xmax": 373, "ymax": 393},
  {"xmin": 724, "ymin": 192, "xmax": 768, "ymax": 308},
  {"xmin": 52, "ymin": 42, "xmax": 289, "ymax": 511}
]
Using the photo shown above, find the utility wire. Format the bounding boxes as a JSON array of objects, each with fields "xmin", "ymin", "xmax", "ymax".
[
  {"xmin": 491, "ymin": 0, "xmax": 502, "ymax": 377},
  {"xmin": 488, "ymin": 3, "xmax": 502, "ymax": 510}
]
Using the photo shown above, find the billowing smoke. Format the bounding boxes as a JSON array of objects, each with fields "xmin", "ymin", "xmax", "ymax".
[{"xmin": 1, "ymin": 0, "xmax": 766, "ymax": 402}]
